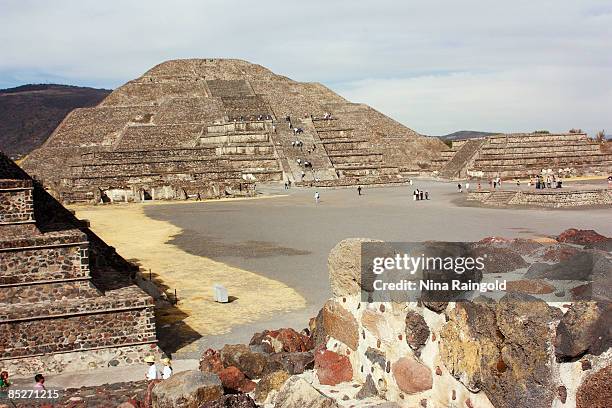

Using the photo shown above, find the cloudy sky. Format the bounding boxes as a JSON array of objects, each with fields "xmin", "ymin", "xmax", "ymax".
[{"xmin": 1, "ymin": 0, "xmax": 610, "ymax": 136}]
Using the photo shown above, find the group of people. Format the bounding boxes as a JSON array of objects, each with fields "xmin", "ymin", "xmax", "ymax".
[
  {"xmin": 144, "ymin": 356, "xmax": 173, "ymax": 406},
  {"xmin": 231, "ymin": 114, "xmax": 273, "ymax": 122},
  {"xmin": 145, "ymin": 356, "xmax": 173, "ymax": 380},
  {"xmin": 413, "ymin": 189, "xmax": 429, "ymax": 200},
  {"xmin": 529, "ymin": 174, "xmax": 562, "ymax": 189},
  {"xmin": 490, "ymin": 177, "xmax": 503, "ymax": 189}
]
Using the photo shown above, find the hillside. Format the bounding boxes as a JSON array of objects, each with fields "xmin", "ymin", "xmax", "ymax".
[{"xmin": 0, "ymin": 84, "xmax": 111, "ymax": 158}]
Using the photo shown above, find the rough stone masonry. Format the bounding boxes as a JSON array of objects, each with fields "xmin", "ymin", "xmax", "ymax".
[{"xmin": 0, "ymin": 151, "xmax": 158, "ymax": 376}]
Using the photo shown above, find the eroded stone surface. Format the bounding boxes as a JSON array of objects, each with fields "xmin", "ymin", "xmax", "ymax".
[
  {"xmin": 405, "ymin": 310, "xmax": 430, "ymax": 350},
  {"xmin": 254, "ymin": 370, "xmax": 291, "ymax": 403},
  {"xmin": 576, "ymin": 364, "xmax": 612, "ymax": 408},
  {"xmin": 220, "ymin": 344, "xmax": 268, "ymax": 379},
  {"xmin": 440, "ymin": 293, "xmax": 562, "ymax": 408},
  {"xmin": 151, "ymin": 370, "xmax": 222, "ymax": 408},
  {"xmin": 555, "ymin": 301, "xmax": 612, "ymax": 361},
  {"xmin": 274, "ymin": 376, "xmax": 340, "ymax": 408},
  {"xmin": 321, "ymin": 300, "xmax": 359, "ymax": 350},
  {"xmin": 201, "ymin": 394, "xmax": 258, "ymax": 408},
  {"xmin": 391, "ymin": 356, "xmax": 432, "ymax": 394},
  {"xmin": 314, "ymin": 348, "xmax": 353, "ymax": 386}
]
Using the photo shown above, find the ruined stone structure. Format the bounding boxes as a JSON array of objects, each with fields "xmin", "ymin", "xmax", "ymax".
[
  {"xmin": 434, "ymin": 133, "xmax": 612, "ymax": 179},
  {"xmin": 0, "ymin": 152, "xmax": 157, "ymax": 375},
  {"xmin": 190, "ymin": 234, "xmax": 611, "ymax": 408},
  {"xmin": 467, "ymin": 188, "xmax": 612, "ymax": 208},
  {"xmin": 22, "ymin": 59, "xmax": 444, "ymax": 202}
]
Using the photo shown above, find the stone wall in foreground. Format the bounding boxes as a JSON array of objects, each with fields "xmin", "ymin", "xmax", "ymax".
[
  {"xmin": 303, "ymin": 235, "xmax": 611, "ymax": 408},
  {"xmin": 191, "ymin": 232, "xmax": 610, "ymax": 408}
]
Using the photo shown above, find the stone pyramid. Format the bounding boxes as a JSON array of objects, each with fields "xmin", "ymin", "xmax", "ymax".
[{"xmin": 22, "ymin": 59, "xmax": 444, "ymax": 203}]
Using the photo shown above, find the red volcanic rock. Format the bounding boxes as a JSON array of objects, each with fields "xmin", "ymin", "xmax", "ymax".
[
  {"xmin": 571, "ymin": 283, "xmax": 592, "ymax": 300},
  {"xmin": 218, "ymin": 366, "xmax": 256, "ymax": 393},
  {"xmin": 471, "ymin": 245, "xmax": 527, "ymax": 274},
  {"xmin": 314, "ymin": 348, "xmax": 353, "ymax": 386},
  {"xmin": 576, "ymin": 364, "xmax": 612, "ymax": 408},
  {"xmin": 391, "ymin": 357, "xmax": 433, "ymax": 394},
  {"xmin": 220, "ymin": 344, "xmax": 269, "ymax": 379},
  {"xmin": 557, "ymin": 228, "xmax": 609, "ymax": 245},
  {"xmin": 200, "ymin": 348, "xmax": 224, "ymax": 374},
  {"xmin": 250, "ymin": 328, "xmax": 311, "ymax": 353},
  {"xmin": 506, "ymin": 279, "xmax": 556, "ymax": 295},
  {"xmin": 542, "ymin": 244, "xmax": 579, "ymax": 262}
]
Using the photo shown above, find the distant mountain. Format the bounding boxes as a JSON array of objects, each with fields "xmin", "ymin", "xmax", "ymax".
[
  {"xmin": 0, "ymin": 84, "xmax": 111, "ymax": 158},
  {"xmin": 438, "ymin": 130, "xmax": 499, "ymax": 140}
]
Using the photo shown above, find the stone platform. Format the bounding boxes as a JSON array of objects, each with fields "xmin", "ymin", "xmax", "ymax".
[
  {"xmin": 435, "ymin": 132, "xmax": 612, "ymax": 179},
  {"xmin": 467, "ymin": 188, "xmax": 612, "ymax": 208},
  {"xmin": 0, "ymin": 152, "xmax": 158, "ymax": 376}
]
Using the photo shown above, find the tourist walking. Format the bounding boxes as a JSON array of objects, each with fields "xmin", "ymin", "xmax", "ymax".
[
  {"xmin": 413, "ymin": 190, "xmax": 417, "ymax": 201},
  {"xmin": 415, "ymin": 189, "xmax": 420, "ymax": 200},
  {"xmin": 144, "ymin": 356, "xmax": 161, "ymax": 408},
  {"xmin": 357, "ymin": 186, "xmax": 362, "ymax": 195},
  {"xmin": 284, "ymin": 182, "xmax": 288, "ymax": 190},
  {"xmin": 161, "ymin": 358, "xmax": 173, "ymax": 380},
  {"xmin": 457, "ymin": 183, "xmax": 462, "ymax": 193},
  {"xmin": 145, "ymin": 356, "xmax": 159, "ymax": 381},
  {"xmin": 419, "ymin": 190, "xmax": 424, "ymax": 200},
  {"xmin": 34, "ymin": 374, "xmax": 45, "ymax": 390},
  {"xmin": 314, "ymin": 191, "xmax": 320, "ymax": 203},
  {"xmin": 425, "ymin": 191, "xmax": 429, "ymax": 200}
]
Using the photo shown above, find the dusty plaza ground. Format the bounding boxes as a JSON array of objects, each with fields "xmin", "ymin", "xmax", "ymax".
[{"xmin": 72, "ymin": 179, "xmax": 612, "ymax": 359}]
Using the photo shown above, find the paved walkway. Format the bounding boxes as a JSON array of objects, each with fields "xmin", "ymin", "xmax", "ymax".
[
  {"xmin": 9, "ymin": 359, "xmax": 198, "ymax": 389},
  {"xmin": 144, "ymin": 179, "xmax": 611, "ymax": 358}
]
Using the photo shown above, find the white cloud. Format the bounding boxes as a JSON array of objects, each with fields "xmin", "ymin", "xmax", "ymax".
[
  {"xmin": 337, "ymin": 66, "xmax": 612, "ymax": 136},
  {"xmin": 0, "ymin": 0, "xmax": 610, "ymax": 135}
]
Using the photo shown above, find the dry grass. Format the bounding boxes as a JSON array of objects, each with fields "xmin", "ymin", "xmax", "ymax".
[{"xmin": 72, "ymin": 201, "xmax": 306, "ymax": 343}]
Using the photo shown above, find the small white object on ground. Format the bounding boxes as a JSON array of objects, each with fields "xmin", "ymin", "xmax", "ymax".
[{"xmin": 213, "ymin": 284, "xmax": 229, "ymax": 303}]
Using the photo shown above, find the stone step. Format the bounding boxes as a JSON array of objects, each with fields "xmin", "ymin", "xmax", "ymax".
[{"xmin": 439, "ymin": 139, "xmax": 487, "ymax": 179}]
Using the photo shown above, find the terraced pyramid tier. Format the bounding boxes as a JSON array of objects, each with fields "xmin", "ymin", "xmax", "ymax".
[
  {"xmin": 22, "ymin": 59, "xmax": 444, "ymax": 203},
  {"xmin": 0, "ymin": 152, "xmax": 157, "ymax": 376},
  {"xmin": 434, "ymin": 133, "xmax": 612, "ymax": 179}
]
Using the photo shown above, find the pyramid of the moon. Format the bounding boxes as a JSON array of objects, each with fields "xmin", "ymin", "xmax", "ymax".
[{"xmin": 22, "ymin": 59, "xmax": 444, "ymax": 203}]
